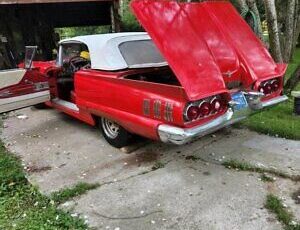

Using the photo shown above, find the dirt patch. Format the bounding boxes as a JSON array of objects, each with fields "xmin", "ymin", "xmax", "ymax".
[
  {"xmin": 203, "ymin": 171, "xmax": 211, "ymax": 176},
  {"xmin": 125, "ymin": 151, "xmax": 159, "ymax": 167}
]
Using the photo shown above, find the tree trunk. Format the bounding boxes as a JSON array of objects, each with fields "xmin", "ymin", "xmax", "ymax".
[
  {"xmin": 283, "ymin": 0, "xmax": 296, "ymax": 62},
  {"xmin": 246, "ymin": 0, "xmax": 264, "ymax": 41},
  {"xmin": 235, "ymin": 0, "xmax": 248, "ymax": 12},
  {"xmin": 291, "ymin": 1, "xmax": 300, "ymax": 55},
  {"xmin": 263, "ymin": 0, "xmax": 283, "ymax": 63}
]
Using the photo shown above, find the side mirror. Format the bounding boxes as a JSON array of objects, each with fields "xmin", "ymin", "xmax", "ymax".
[{"xmin": 24, "ymin": 46, "xmax": 37, "ymax": 69}]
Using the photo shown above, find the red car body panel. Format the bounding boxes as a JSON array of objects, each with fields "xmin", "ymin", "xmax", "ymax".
[
  {"xmin": 131, "ymin": 0, "xmax": 228, "ymax": 101},
  {"xmin": 204, "ymin": 3, "xmax": 287, "ymax": 81},
  {"xmin": 74, "ymin": 69, "xmax": 187, "ymax": 139},
  {"xmin": 0, "ymin": 69, "xmax": 48, "ymax": 99}
]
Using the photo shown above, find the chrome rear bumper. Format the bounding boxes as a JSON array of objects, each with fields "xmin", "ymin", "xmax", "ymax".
[{"xmin": 158, "ymin": 95, "xmax": 288, "ymax": 145}]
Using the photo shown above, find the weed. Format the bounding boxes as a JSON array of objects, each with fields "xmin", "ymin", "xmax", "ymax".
[
  {"xmin": 0, "ymin": 141, "xmax": 89, "ymax": 229},
  {"xmin": 51, "ymin": 182, "xmax": 100, "ymax": 204},
  {"xmin": 265, "ymin": 194, "xmax": 300, "ymax": 230},
  {"xmin": 223, "ymin": 159, "xmax": 300, "ymax": 182}
]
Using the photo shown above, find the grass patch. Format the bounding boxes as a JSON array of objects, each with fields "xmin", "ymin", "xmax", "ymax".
[
  {"xmin": 265, "ymin": 194, "xmax": 300, "ymax": 230},
  {"xmin": 51, "ymin": 182, "xmax": 100, "ymax": 204},
  {"xmin": 223, "ymin": 159, "xmax": 300, "ymax": 182},
  {"xmin": 0, "ymin": 141, "xmax": 89, "ymax": 230},
  {"xmin": 285, "ymin": 48, "xmax": 300, "ymax": 83},
  {"xmin": 243, "ymin": 48, "xmax": 300, "ymax": 140},
  {"xmin": 243, "ymin": 99, "xmax": 300, "ymax": 140}
]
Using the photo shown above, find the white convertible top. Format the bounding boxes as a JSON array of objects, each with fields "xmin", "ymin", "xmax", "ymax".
[{"xmin": 59, "ymin": 32, "xmax": 168, "ymax": 71}]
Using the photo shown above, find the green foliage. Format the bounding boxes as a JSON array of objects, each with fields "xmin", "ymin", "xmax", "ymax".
[
  {"xmin": 223, "ymin": 159, "xmax": 300, "ymax": 181},
  {"xmin": 265, "ymin": 194, "xmax": 300, "ymax": 230},
  {"xmin": 55, "ymin": 26, "xmax": 111, "ymax": 39},
  {"xmin": 0, "ymin": 142, "xmax": 88, "ymax": 230},
  {"xmin": 0, "ymin": 143, "xmax": 26, "ymax": 193},
  {"xmin": 265, "ymin": 194, "xmax": 293, "ymax": 226},
  {"xmin": 223, "ymin": 160, "xmax": 255, "ymax": 171},
  {"xmin": 51, "ymin": 182, "xmax": 100, "ymax": 204},
  {"xmin": 285, "ymin": 48, "xmax": 300, "ymax": 83},
  {"xmin": 121, "ymin": 0, "xmax": 143, "ymax": 32},
  {"xmin": 243, "ymin": 99, "xmax": 300, "ymax": 140}
]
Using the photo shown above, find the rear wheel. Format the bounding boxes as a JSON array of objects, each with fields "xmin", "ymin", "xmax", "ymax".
[{"xmin": 99, "ymin": 117, "xmax": 131, "ymax": 148}]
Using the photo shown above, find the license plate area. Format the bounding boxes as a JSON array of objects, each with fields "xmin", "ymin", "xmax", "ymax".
[{"xmin": 232, "ymin": 92, "xmax": 248, "ymax": 111}]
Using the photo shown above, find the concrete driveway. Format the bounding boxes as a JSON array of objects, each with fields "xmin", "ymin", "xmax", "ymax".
[{"xmin": 1, "ymin": 107, "xmax": 300, "ymax": 230}]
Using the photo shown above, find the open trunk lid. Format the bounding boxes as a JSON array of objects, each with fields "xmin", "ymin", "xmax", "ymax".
[
  {"xmin": 131, "ymin": 0, "xmax": 227, "ymax": 101},
  {"xmin": 131, "ymin": 0, "xmax": 286, "ymax": 101}
]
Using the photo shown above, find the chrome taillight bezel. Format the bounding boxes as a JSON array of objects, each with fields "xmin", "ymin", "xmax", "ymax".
[
  {"xmin": 184, "ymin": 94, "xmax": 228, "ymax": 122},
  {"xmin": 257, "ymin": 78, "xmax": 281, "ymax": 96}
]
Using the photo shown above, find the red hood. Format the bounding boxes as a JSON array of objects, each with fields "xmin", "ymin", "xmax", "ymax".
[{"xmin": 131, "ymin": 1, "xmax": 287, "ymax": 101}]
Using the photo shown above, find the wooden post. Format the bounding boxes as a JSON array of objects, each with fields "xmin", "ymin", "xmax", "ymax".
[{"xmin": 111, "ymin": 0, "xmax": 121, "ymax": 32}]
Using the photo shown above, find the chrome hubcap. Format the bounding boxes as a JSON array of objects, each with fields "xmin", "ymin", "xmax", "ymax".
[{"xmin": 102, "ymin": 118, "xmax": 120, "ymax": 139}]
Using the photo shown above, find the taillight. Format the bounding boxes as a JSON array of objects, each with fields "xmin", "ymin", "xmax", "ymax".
[
  {"xmin": 271, "ymin": 79, "xmax": 280, "ymax": 91},
  {"xmin": 258, "ymin": 78, "xmax": 281, "ymax": 96},
  {"xmin": 184, "ymin": 94, "xmax": 228, "ymax": 122},
  {"xmin": 210, "ymin": 98, "xmax": 225, "ymax": 113},
  {"xmin": 186, "ymin": 105, "xmax": 200, "ymax": 121},
  {"xmin": 199, "ymin": 101, "xmax": 211, "ymax": 117}
]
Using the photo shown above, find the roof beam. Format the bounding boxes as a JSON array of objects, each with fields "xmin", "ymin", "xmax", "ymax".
[{"xmin": 0, "ymin": 0, "xmax": 113, "ymax": 4}]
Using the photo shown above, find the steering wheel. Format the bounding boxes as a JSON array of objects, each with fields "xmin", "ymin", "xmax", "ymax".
[{"xmin": 69, "ymin": 56, "xmax": 90, "ymax": 72}]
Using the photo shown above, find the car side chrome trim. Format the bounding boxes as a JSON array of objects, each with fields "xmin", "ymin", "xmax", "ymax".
[
  {"xmin": 0, "ymin": 90, "xmax": 50, "ymax": 113},
  {"xmin": 261, "ymin": 95, "xmax": 288, "ymax": 108},
  {"xmin": 51, "ymin": 98, "xmax": 79, "ymax": 112}
]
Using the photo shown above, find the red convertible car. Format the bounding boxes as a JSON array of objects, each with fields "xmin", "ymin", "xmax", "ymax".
[{"xmin": 0, "ymin": 1, "xmax": 288, "ymax": 148}]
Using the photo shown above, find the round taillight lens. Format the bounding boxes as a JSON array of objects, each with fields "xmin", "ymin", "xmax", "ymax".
[
  {"xmin": 211, "ymin": 98, "xmax": 222, "ymax": 113},
  {"xmin": 199, "ymin": 101, "xmax": 211, "ymax": 117},
  {"xmin": 263, "ymin": 82, "xmax": 272, "ymax": 95},
  {"xmin": 258, "ymin": 85, "xmax": 265, "ymax": 94},
  {"xmin": 271, "ymin": 79, "xmax": 280, "ymax": 92},
  {"xmin": 186, "ymin": 105, "xmax": 199, "ymax": 121}
]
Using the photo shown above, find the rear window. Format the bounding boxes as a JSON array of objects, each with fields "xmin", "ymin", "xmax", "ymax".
[{"xmin": 119, "ymin": 40, "xmax": 166, "ymax": 67}]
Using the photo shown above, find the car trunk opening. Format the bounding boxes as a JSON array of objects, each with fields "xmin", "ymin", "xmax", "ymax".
[{"xmin": 124, "ymin": 67, "xmax": 180, "ymax": 86}]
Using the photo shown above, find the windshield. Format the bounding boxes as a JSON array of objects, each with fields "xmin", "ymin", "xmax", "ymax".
[
  {"xmin": 61, "ymin": 43, "xmax": 89, "ymax": 64},
  {"xmin": 119, "ymin": 40, "xmax": 166, "ymax": 67}
]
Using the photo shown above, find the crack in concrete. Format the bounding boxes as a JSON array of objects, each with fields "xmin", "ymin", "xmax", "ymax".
[
  {"xmin": 91, "ymin": 210, "xmax": 163, "ymax": 220},
  {"xmin": 99, "ymin": 160, "xmax": 172, "ymax": 188}
]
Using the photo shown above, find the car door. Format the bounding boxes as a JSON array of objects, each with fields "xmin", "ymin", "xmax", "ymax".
[{"xmin": 0, "ymin": 46, "xmax": 50, "ymax": 113}]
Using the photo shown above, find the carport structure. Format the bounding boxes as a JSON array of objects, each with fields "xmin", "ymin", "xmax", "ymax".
[{"xmin": 0, "ymin": 0, "xmax": 120, "ymax": 62}]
